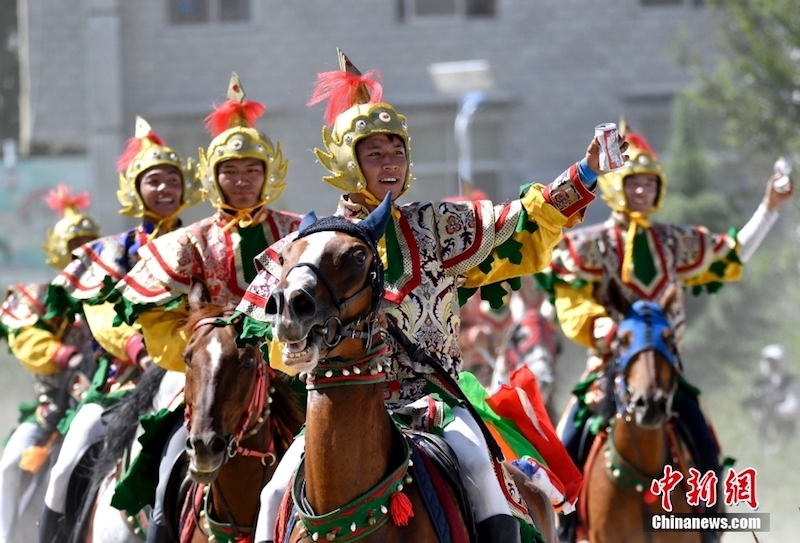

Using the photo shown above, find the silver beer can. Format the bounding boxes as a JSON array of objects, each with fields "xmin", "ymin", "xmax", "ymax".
[{"xmin": 595, "ymin": 123, "xmax": 625, "ymax": 171}]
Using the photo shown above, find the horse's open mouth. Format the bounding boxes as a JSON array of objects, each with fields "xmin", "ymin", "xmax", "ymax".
[
  {"xmin": 188, "ymin": 462, "xmax": 221, "ymax": 484},
  {"xmin": 282, "ymin": 336, "xmax": 320, "ymax": 372}
]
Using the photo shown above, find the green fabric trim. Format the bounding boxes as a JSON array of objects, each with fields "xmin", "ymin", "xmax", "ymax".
[
  {"xmin": 110, "ymin": 406, "xmax": 184, "ymax": 514},
  {"xmin": 632, "ymin": 231, "xmax": 657, "ymax": 286},
  {"xmin": 235, "ymin": 313, "xmax": 271, "ymax": 347},
  {"xmin": 3, "ymin": 400, "xmax": 40, "ymax": 446},
  {"xmin": 239, "ymin": 225, "xmax": 268, "ymax": 284},
  {"xmin": 112, "ymin": 295, "xmax": 184, "ymax": 327},
  {"xmin": 384, "ymin": 219, "xmax": 404, "ymax": 286},
  {"xmin": 43, "ymin": 284, "xmax": 83, "ymax": 321}
]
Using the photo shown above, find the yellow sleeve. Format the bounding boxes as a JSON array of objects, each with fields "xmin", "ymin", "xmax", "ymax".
[
  {"xmin": 137, "ymin": 305, "xmax": 190, "ymax": 373},
  {"xmin": 553, "ymin": 282, "xmax": 608, "ymax": 348},
  {"xmin": 83, "ymin": 302, "xmax": 140, "ymax": 362},
  {"xmin": 464, "ymin": 187, "xmax": 568, "ymax": 287},
  {"xmin": 8, "ymin": 326, "xmax": 69, "ymax": 375}
]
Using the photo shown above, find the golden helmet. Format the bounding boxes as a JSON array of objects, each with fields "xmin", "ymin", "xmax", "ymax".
[
  {"xmin": 197, "ymin": 73, "xmax": 288, "ymax": 209},
  {"xmin": 116, "ymin": 116, "xmax": 203, "ymax": 218},
  {"xmin": 311, "ymin": 50, "xmax": 412, "ymax": 199},
  {"xmin": 598, "ymin": 123, "xmax": 667, "ymax": 215},
  {"xmin": 43, "ymin": 185, "xmax": 100, "ymax": 269}
]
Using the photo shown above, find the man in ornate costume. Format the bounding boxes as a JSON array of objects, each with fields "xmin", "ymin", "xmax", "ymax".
[
  {"xmin": 37, "ymin": 118, "xmax": 202, "ymax": 543},
  {"xmin": 544, "ymin": 127, "xmax": 793, "ymax": 542},
  {"xmin": 112, "ymin": 73, "xmax": 300, "ymax": 543},
  {"xmin": 0, "ymin": 186, "xmax": 99, "ymax": 543},
  {"xmin": 237, "ymin": 51, "xmax": 616, "ymax": 543}
]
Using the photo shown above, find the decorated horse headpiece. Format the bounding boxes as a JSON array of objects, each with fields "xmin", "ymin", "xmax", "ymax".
[
  {"xmin": 117, "ymin": 116, "xmax": 203, "ymax": 220},
  {"xmin": 294, "ymin": 192, "xmax": 392, "ymax": 322},
  {"xmin": 598, "ymin": 120, "xmax": 667, "ymax": 216},
  {"xmin": 43, "ymin": 185, "xmax": 100, "ymax": 269},
  {"xmin": 308, "ymin": 49, "xmax": 413, "ymax": 206},
  {"xmin": 197, "ymin": 72, "xmax": 289, "ymax": 209},
  {"xmin": 615, "ymin": 300, "xmax": 676, "ymax": 370}
]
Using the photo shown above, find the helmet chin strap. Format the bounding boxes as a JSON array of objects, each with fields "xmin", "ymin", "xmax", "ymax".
[
  {"xmin": 143, "ymin": 206, "xmax": 184, "ymax": 240},
  {"xmin": 218, "ymin": 202, "xmax": 266, "ymax": 232}
]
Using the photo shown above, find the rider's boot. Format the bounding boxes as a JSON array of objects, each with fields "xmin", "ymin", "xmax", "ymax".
[
  {"xmin": 476, "ymin": 514, "xmax": 522, "ymax": 543},
  {"xmin": 557, "ymin": 511, "xmax": 577, "ymax": 543},
  {"xmin": 145, "ymin": 520, "xmax": 171, "ymax": 543},
  {"xmin": 38, "ymin": 505, "xmax": 67, "ymax": 543}
]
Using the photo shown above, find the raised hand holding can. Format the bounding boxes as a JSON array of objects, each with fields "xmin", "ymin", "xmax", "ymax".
[
  {"xmin": 595, "ymin": 123, "xmax": 625, "ymax": 171},
  {"xmin": 773, "ymin": 156, "xmax": 792, "ymax": 194}
]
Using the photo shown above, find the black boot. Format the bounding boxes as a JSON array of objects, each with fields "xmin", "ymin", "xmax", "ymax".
[
  {"xmin": 557, "ymin": 511, "xmax": 577, "ymax": 543},
  {"xmin": 38, "ymin": 505, "xmax": 67, "ymax": 543},
  {"xmin": 145, "ymin": 520, "xmax": 172, "ymax": 543},
  {"xmin": 476, "ymin": 514, "xmax": 522, "ymax": 543}
]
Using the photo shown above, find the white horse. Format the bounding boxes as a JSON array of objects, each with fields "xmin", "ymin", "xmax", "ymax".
[{"xmin": 69, "ymin": 367, "xmax": 185, "ymax": 543}]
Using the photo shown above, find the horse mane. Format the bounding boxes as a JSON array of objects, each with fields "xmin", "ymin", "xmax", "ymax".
[
  {"xmin": 181, "ymin": 300, "xmax": 235, "ymax": 333},
  {"xmin": 267, "ymin": 372, "xmax": 305, "ymax": 455}
]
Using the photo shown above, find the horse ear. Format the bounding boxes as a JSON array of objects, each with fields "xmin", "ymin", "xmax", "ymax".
[
  {"xmin": 299, "ymin": 210, "xmax": 318, "ymax": 232},
  {"xmin": 359, "ymin": 192, "xmax": 392, "ymax": 242},
  {"xmin": 658, "ymin": 283, "xmax": 677, "ymax": 311},
  {"xmin": 188, "ymin": 276, "xmax": 211, "ymax": 311}
]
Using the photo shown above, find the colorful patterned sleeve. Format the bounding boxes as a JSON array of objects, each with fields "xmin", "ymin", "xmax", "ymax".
[
  {"xmin": 82, "ymin": 302, "xmax": 142, "ymax": 364},
  {"xmin": 674, "ymin": 226, "xmax": 743, "ymax": 294},
  {"xmin": 455, "ymin": 165, "xmax": 595, "ymax": 308},
  {"xmin": 7, "ymin": 325, "xmax": 74, "ymax": 375},
  {"xmin": 136, "ymin": 305, "xmax": 190, "ymax": 373}
]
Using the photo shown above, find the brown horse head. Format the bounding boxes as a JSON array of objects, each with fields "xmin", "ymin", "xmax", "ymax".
[
  {"xmin": 613, "ymin": 291, "xmax": 679, "ymax": 430},
  {"xmin": 265, "ymin": 197, "xmax": 391, "ymax": 372},
  {"xmin": 182, "ymin": 278, "xmax": 264, "ymax": 483}
]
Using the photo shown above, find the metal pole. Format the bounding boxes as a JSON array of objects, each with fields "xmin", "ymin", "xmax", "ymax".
[{"xmin": 454, "ymin": 91, "xmax": 485, "ymax": 196}]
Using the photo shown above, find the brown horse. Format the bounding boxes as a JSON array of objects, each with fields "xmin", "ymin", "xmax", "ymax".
[
  {"xmin": 266, "ymin": 206, "xmax": 558, "ymax": 543},
  {"xmin": 584, "ymin": 293, "xmax": 699, "ymax": 543},
  {"xmin": 180, "ymin": 279, "xmax": 303, "ymax": 542}
]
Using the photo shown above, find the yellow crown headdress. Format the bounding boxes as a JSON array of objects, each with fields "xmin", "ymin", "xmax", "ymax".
[
  {"xmin": 116, "ymin": 116, "xmax": 202, "ymax": 219},
  {"xmin": 597, "ymin": 120, "xmax": 667, "ymax": 216},
  {"xmin": 309, "ymin": 49, "xmax": 412, "ymax": 202},
  {"xmin": 43, "ymin": 184, "xmax": 100, "ymax": 270},
  {"xmin": 197, "ymin": 73, "xmax": 288, "ymax": 209}
]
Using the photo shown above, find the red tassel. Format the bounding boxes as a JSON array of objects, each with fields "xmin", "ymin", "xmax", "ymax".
[
  {"xmin": 307, "ymin": 69, "xmax": 383, "ymax": 127},
  {"xmin": 643, "ymin": 487, "xmax": 658, "ymax": 505},
  {"xmin": 116, "ymin": 130, "xmax": 166, "ymax": 172},
  {"xmin": 389, "ymin": 491, "xmax": 414, "ymax": 526},
  {"xmin": 204, "ymin": 99, "xmax": 265, "ymax": 137},
  {"xmin": 44, "ymin": 184, "xmax": 91, "ymax": 216},
  {"xmin": 624, "ymin": 132, "xmax": 655, "ymax": 156}
]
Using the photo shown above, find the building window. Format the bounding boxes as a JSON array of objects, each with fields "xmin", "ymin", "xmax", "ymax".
[
  {"xmin": 404, "ymin": 120, "xmax": 502, "ymax": 202},
  {"xmin": 168, "ymin": 0, "xmax": 250, "ymax": 25},
  {"xmin": 398, "ymin": 0, "xmax": 495, "ymax": 21}
]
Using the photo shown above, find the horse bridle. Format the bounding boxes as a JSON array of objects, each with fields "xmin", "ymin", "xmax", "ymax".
[
  {"xmin": 186, "ymin": 316, "xmax": 276, "ymax": 467},
  {"xmin": 284, "ymin": 234, "xmax": 384, "ymax": 352}
]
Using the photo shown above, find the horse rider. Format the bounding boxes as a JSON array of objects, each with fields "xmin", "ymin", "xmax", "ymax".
[
  {"xmin": 236, "ymin": 50, "xmax": 619, "ymax": 543},
  {"xmin": 0, "ymin": 186, "xmax": 99, "ymax": 543},
  {"xmin": 38, "ymin": 117, "xmax": 202, "ymax": 543},
  {"xmin": 111, "ymin": 73, "xmax": 301, "ymax": 543},
  {"xmin": 743, "ymin": 344, "xmax": 800, "ymax": 438},
  {"xmin": 542, "ymin": 126, "xmax": 793, "ymax": 542}
]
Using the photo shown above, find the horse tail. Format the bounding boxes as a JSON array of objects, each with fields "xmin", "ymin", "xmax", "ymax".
[{"xmin": 67, "ymin": 365, "xmax": 167, "ymax": 543}]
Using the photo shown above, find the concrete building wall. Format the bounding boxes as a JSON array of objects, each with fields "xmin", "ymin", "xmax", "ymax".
[{"xmin": 21, "ymin": 0, "xmax": 719, "ymax": 231}]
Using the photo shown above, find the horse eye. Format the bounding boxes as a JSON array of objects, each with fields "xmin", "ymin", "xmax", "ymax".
[
  {"xmin": 353, "ymin": 249, "xmax": 367, "ymax": 266},
  {"xmin": 278, "ymin": 254, "xmax": 285, "ymax": 266},
  {"xmin": 241, "ymin": 352, "xmax": 254, "ymax": 370}
]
